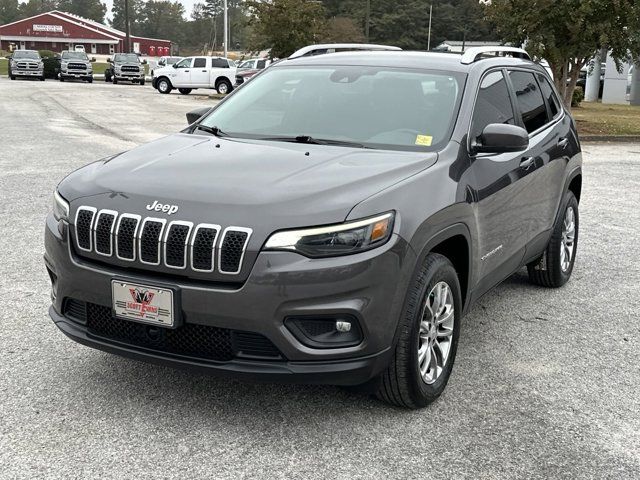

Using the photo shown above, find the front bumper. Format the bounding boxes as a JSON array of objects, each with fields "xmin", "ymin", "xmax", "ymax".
[
  {"xmin": 14, "ymin": 69, "xmax": 43, "ymax": 76},
  {"xmin": 61, "ymin": 71, "xmax": 93, "ymax": 80},
  {"xmin": 45, "ymin": 214, "xmax": 414, "ymax": 385},
  {"xmin": 115, "ymin": 72, "xmax": 145, "ymax": 81}
]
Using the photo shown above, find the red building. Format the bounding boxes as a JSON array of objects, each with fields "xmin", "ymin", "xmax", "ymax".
[{"xmin": 0, "ymin": 11, "xmax": 172, "ymax": 56}]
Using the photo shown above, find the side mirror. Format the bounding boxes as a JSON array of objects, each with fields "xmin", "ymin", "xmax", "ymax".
[
  {"xmin": 172, "ymin": 63, "xmax": 178, "ymax": 69},
  {"xmin": 91, "ymin": 57, "xmax": 96, "ymax": 62},
  {"xmin": 107, "ymin": 58, "xmax": 112, "ymax": 63},
  {"xmin": 142, "ymin": 59, "xmax": 147, "ymax": 64},
  {"xmin": 186, "ymin": 107, "xmax": 213, "ymax": 125},
  {"xmin": 472, "ymin": 123, "xmax": 529, "ymax": 154}
]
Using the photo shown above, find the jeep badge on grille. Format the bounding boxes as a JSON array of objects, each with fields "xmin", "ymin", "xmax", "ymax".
[{"xmin": 146, "ymin": 200, "xmax": 179, "ymax": 215}]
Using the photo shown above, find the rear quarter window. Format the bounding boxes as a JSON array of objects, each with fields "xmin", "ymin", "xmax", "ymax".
[{"xmin": 537, "ymin": 74, "xmax": 563, "ymax": 119}]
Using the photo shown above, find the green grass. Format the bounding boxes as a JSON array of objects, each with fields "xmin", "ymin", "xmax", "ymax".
[
  {"xmin": 0, "ymin": 59, "xmax": 7, "ymax": 76},
  {"xmin": 573, "ymin": 102, "xmax": 640, "ymax": 136}
]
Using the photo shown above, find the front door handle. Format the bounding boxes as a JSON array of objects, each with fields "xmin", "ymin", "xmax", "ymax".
[
  {"xmin": 520, "ymin": 157, "xmax": 534, "ymax": 170},
  {"xmin": 558, "ymin": 137, "xmax": 569, "ymax": 149},
  {"xmin": 202, "ymin": 70, "xmax": 207, "ymax": 72},
  {"xmin": 184, "ymin": 69, "xmax": 190, "ymax": 72}
]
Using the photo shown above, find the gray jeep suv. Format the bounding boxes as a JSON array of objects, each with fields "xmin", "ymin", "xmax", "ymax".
[{"xmin": 45, "ymin": 47, "xmax": 582, "ymax": 408}]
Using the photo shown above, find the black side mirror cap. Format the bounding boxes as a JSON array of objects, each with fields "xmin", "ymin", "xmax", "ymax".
[
  {"xmin": 472, "ymin": 123, "xmax": 529, "ymax": 154},
  {"xmin": 186, "ymin": 107, "xmax": 213, "ymax": 125}
]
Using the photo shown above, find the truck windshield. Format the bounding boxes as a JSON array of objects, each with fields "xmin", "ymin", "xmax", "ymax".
[
  {"xmin": 199, "ymin": 65, "xmax": 465, "ymax": 151},
  {"xmin": 13, "ymin": 51, "xmax": 40, "ymax": 60},
  {"xmin": 62, "ymin": 52, "xmax": 88, "ymax": 60},
  {"xmin": 114, "ymin": 54, "xmax": 139, "ymax": 63}
]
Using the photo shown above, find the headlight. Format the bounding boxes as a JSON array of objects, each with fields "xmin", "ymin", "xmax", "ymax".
[
  {"xmin": 53, "ymin": 190, "xmax": 69, "ymax": 221},
  {"xmin": 38, "ymin": 61, "xmax": 44, "ymax": 68},
  {"xmin": 264, "ymin": 212, "xmax": 394, "ymax": 258}
]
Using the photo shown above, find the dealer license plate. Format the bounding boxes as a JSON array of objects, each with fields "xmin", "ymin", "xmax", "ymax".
[{"xmin": 112, "ymin": 281, "xmax": 174, "ymax": 327}]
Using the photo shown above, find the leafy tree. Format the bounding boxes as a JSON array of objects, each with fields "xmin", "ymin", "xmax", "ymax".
[
  {"xmin": 17, "ymin": 0, "xmax": 57, "ymax": 18},
  {"xmin": 111, "ymin": 0, "xmax": 145, "ymax": 33},
  {"xmin": 323, "ymin": 17, "xmax": 366, "ymax": 43},
  {"xmin": 139, "ymin": 1, "xmax": 186, "ymax": 45},
  {"xmin": 57, "ymin": 0, "xmax": 107, "ymax": 22},
  {"xmin": 246, "ymin": 0, "xmax": 327, "ymax": 58},
  {"xmin": 0, "ymin": 0, "xmax": 19, "ymax": 25},
  {"xmin": 482, "ymin": 0, "xmax": 640, "ymax": 107}
]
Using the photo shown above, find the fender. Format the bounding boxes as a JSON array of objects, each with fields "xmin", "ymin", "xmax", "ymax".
[{"xmin": 388, "ymin": 221, "xmax": 473, "ymax": 352}]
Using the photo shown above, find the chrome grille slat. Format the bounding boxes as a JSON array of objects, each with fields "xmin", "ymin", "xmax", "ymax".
[
  {"xmin": 139, "ymin": 218, "xmax": 166, "ymax": 265},
  {"xmin": 115, "ymin": 214, "xmax": 141, "ymax": 261},
  {"xmin": 164, "ymin": 221, "xmax": 193, "ymax": 269},
  {"xmin": 75, "ymin": 206, "xmax": 96, "ymax": 252},
  {"xmin": 219, "ymin": 227, "xmax": 252, "ymax": 275},
  {"xmin": 191, "ymin": 224, "xmax": 220, "ymax": 272},
  {"xmin": 94, "ymin": 210, "xmax": 117, "ymax": 256},
  {"xmin": 73, "ymin": 207, "xmax": 250, "ymax": 275}
]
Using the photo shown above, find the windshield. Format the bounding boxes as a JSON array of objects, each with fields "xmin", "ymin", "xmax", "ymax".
[
  {"xmin": 199, "ymin": 65, "xmax": 465, "ymax": 151},
  {"xmin": 238, "ymin": 60, "xmax": 254, "ymax": 69},
  {"xmin": 114, "ymin": 54, "xmax": 139, "ymax": 63},
  {"xmin": 13, "ymin": 51, "xmax": 40, "ymax": 60},
  {"xmin": 62, "ymin": 51, "xmax": 88, "ymax": 60}
]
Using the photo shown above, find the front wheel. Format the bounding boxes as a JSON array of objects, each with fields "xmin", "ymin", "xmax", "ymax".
[
  {"xmin": 179, "ymin": 88, "xmax": 192, "ymax": 95},
  {"xmin": 376, "ymin": 253, "xmax": 461, "ymax": 409},
  {"xmin": 157, "ymin": 77, "xmax": 172, "ymax": 94},
  {"xmin": 40, "ymin": 76, "xmax": 45, "ymax": 81},
  {"xmin": 527, "ymin": 191, "xmax": 579, "ymax": 288},
  {"xmin": 112, "ymin": 77, "xmax": 118, "ymax": 84},
  {"xmin": 140, "ymin": 79, "xmax": 145, "ymax": 86},
  {"xmin": 215, "ymin": 78, "xmax": 232, "ymax": 95}
]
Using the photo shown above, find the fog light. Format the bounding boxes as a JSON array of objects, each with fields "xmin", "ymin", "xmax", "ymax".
[
  {"xmin": 285, "ymin": 315, "xmax": 363, "ymax": 349},
  {"xmin": 335, "ymin": 320, "xmax": 351, "ymax": 332}
]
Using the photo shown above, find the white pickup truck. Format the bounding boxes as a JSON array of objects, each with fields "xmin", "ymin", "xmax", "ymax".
[{"xmin": 151, "ymin": 56, "xmax": 237, "ymax": 95}]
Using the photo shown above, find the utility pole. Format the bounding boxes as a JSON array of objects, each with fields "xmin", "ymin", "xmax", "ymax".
[
  {"xmin": 365, "ymin": 0, "xmax": 370, "ymax": 41},
  {"xmin": 427, "ymin": 4, "xmax": 432, "ymax": 50},
  {"xmin": 223, "ymin": 0, "xmax": 228, "ymax": 57},
  {"xmin": 124, "ymin": 0, "xmax": 131, "ymax": 53}
]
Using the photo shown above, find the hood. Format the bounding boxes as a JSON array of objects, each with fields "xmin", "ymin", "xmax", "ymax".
[{"xmin": 59, "ymin": 133, "xmax": 437, "ymax": 231}]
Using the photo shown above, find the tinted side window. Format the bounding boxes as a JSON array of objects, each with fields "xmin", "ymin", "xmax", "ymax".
[
  {"xmin": 257, "ymin": 59, "xmax": 266, "ymax": 69},
  {"xmin": 212, "ymin": 58, "xmax": 229, "ymax": 68},
  {"xmin": 470, "ymin": 70, "xmax": 515, "ymax": 141},
  {"xmin": 174, "ymin": 58, "xmax": 191, "ymax": 68},
  {"xmin": 508, "ymin": 70, "xmax": 548, "ymax": 133},
  {"xmin": 193, "ymin": 57, "xmax": 206, "ymax": 68},
  {"xmin": 537, "ymin": 74, "xmax": 562, "ymax": 119}
]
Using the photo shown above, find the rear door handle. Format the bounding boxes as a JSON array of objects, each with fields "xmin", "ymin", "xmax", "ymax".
[
  {"xmin": 558, "ymin": 137, "xmax": 569, "ymax": 149},
  {"xmin": 184, "ymin": 69, "xmax": 190, "ymax": 72},
  {"xmin": 202, "ymin": 70, "xmax": 207, "ymax": 72},
  {"xmin": 520, "ymin": 157, "xmax": 534, "ymax": 169}
]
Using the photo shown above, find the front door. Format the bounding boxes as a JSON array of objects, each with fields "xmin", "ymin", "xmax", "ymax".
[
  {"xmin": 190, "ymin": 57, "xmax": 209, "ymax": 87},
  {"xmin": 171, "ymin": 57, "xmax": 193, "ymax": 86},
  {"xmin": 467, "ymin": 69, "xmax": 537, "ymax": 286}
]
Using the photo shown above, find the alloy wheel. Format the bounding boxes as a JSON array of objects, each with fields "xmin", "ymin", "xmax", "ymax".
[
  {"xmin": 560, "ymin": 206, "xmax": 576, "ymax": 272},
  {"xmin": 418, "ymin": 281, "xmax": 455, "ymax": 384}
]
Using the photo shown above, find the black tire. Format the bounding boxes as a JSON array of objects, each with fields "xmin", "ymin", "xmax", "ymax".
[
  {"xmin": 140, "ymin": 79, "xmax": 145, "ymax": 86},
  {"xmin": 179, "ymin": 88, "xmax": 192, "ymax": 95},
  {"xmin": 10, "ymin": 75, "xmax": 15, "ymax": 80},
  {"xmin": 376, "ymin": 253, "xmax": 462, "ymax": 409},
  {"xmin": 527, "ymin": 191, "xmax": 579, "ymax": 288},
  {"xmin": 215, "ymin": 78, "xmax": 232, "ymax": 95},
  {"xmin": 87, "ymin": 78, "xmax": 93, "ymax": 83},
  {"xmin": 40, "ymin": 76, "xmax": 45, "ymax": 81},
  {"xmin": 113, "ymin": 77, "xmax": 118, "ymax": 84},
  {"xmin": 59, "ymin": 76, "xmax": 64, "ymax": 82},
  {"xmin": 157, "ymin": 77, "xmax": 172, "ymax": 94}
]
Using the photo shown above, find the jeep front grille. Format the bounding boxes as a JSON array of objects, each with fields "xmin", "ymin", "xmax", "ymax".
[{"xmin": 73, "ymin": 207, "xmax": 251, "ymax": 275}]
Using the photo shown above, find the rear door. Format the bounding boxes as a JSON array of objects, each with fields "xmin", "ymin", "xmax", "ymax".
[
  {"xmin": 468, "ymin": 69, "xmax": 538, "ymax": 285},
  {"xmin": 505, "ymin": 69, "xmax": 568, "ymax": 249},
  {"xmin": 190, "ymin": 57, "xmax": 209, "ymax": 87}
]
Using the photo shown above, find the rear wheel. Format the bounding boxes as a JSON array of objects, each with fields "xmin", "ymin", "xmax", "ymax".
[
  {"xmin": 179, "ymin": 88, "xmax": 192, "ymax": 95},
  {"xmin": 527, "ymin": 191, "xmax": 579, "ymax": 288},
  {"xmin": 140, "ymin": 79, "xmax": 145, "ymax": 86},
  {"xmin": 376, "ymin": 253, "xmax": 461, "ymax": 409},
  {"xmin": 215, "ymin": 78, "xmax": 232, "ymax": 95},
  {"xmin": 157, "ymin": 77, "xmax": 172, "ymax": 94}
]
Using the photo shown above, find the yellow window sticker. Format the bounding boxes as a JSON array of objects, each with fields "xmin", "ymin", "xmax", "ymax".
[{"xmin": 415, "ymin": 135, "xmax": 433, "ymax": 146}]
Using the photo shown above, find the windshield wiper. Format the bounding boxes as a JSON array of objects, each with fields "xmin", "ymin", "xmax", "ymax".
[
  {"xmin": 258, "ymin": 135, "xmax": 369, "ymax": 149},
  {"xmin": 194, "ymin": 125, "xmax": 230, "ymax": 137}
]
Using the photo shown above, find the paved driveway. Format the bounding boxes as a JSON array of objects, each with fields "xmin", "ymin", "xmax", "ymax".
[{"xmin": 0, "ymin": 78, "xmax": 638, "ymax": 479}]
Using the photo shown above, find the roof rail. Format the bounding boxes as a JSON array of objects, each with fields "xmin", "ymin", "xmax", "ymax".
[
  {"xmin": 289, "ymin": 43, "xmax": 402, "ymax": 59},
  {"xmin": 460, "ymin": 46, "xmax": 530, "ymax": 64}
]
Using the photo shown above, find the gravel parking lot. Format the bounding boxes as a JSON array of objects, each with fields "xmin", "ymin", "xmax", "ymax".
[{"xmin": 1, "ymin": 77, "xmax": 639, "ymax": 479}]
